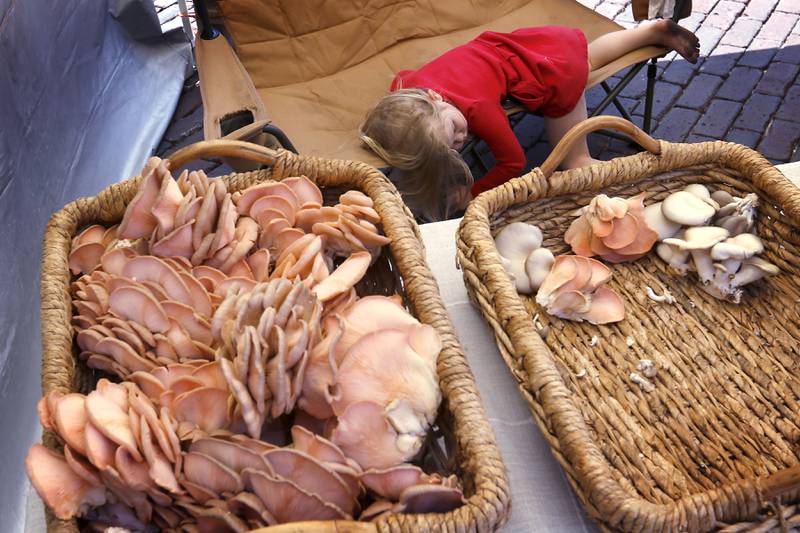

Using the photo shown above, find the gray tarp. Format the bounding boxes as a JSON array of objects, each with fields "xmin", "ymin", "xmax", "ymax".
[{"xmin": 0, "ymin": 0, "xmax": 190, "ymax": 529}]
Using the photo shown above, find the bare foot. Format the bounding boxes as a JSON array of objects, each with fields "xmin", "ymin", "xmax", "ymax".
[{"xmin": 654, "ymin": 19, "xmax": 700, "ymax": 63}]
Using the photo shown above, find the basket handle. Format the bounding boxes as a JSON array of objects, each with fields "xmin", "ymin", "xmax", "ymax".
[
  {"xmin": 539, "ymin": 116, "xmax": 661, "ymax": 178},
  {"xmin": 167, "ymin": 139, "xmax": 280, "ymax": 170}
]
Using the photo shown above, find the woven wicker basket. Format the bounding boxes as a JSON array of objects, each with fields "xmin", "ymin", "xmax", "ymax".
[
  {"xmin": 39, "ymin": 140, "xmax": 510, "ymax": 533},
  {"xmin": 456, "ymin": 116, "xmax": 800, "ymax": 533}
]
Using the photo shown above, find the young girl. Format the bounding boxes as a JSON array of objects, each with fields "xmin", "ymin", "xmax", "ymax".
[{"xmin": 360, "ymin": 19, "xmax": 699, "ymax": 221}]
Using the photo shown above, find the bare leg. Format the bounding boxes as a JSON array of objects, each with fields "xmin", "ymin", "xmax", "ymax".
[
  {"xmin": 545, "ymin": 93, "xmax": 600, "ymax": 170},
  {"xmin": 588, "ymin": 19, "xmax": 700, "ymax": 69}
]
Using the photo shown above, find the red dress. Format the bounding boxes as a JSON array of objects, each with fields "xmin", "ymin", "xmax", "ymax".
[{"xmin": 391, "ymin": 27, "xmax": 589, "ymax": 196}]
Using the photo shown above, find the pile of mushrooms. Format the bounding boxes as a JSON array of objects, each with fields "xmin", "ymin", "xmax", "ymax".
[
  {"xmin": 648, "ymin": 184, "xmax": 777, "ymax": 303},
  {"xmin": 565, "ymin": 193, "xmax": 658, "ymax": 263},
  {"xmin": 30, "ymin": 157, "xmax": 462, "ymax": 529},
  {"xmin": 493, "ymin": 222, "xmax": 625, "ymax": 324},
  {"xmin": 492, "ymin": 184, "xmax": 777, "ymax": 328},
  {"xmin": 31, "ymin": 378, "xmax": 372, "ymax": 529}
]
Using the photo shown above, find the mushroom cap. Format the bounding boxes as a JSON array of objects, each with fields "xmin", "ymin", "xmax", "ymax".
[
  {"xmin": 243, "ymin": 468, "xmax": 348, "ymax": 523},
  {"xmin": 743, "ymin": 256, "xmax": 780, "ymax": 275},
  {"xmin": 504, "ymin": 257, "xmax": 532, "ymax": 294},
  {"xmin": 661, "ymin": 191, "xmax": 717, "ymax": 226},
  {"xmin": 524, "ymin": 247, "xmax": 555, "ymax": 291},
  {"xmin": 711, "ymin": 242, "xmax": 758, "ymax": 262},
  {"xmin": 663, "ymin": 226, "xmax": 729, "ymax": 251},
  {"xmin": 711, "ymin": 189, "xmax": 735, "ymax": 207},
  {"xmin": 683, "ymin": 183, "xmax": 711, "ymax": 199},
  {"xmin": 722, "ymin": 233, "xmax": 764, "ymax": 256},
  {"xmin": 494, "ymin": 222, "xmax": 543, "ymax": 260},
  {"xmin": 26, "ymin": 444, "xmax": 107, "ymax": 520},
  {"xmin": 643, "ymin": 202, "xmax": 682, "ymax": 241},
  {"xmin": 263, "ymin": 448, "xmax": 356, "ymax": 513}
]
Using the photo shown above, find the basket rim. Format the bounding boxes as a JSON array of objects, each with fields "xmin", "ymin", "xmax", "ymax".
[
  {"xmin": 456, "ymin": 139, "xmax": 800, "ymax": 532},
  {"xmin": 39, "ymin": 148, "xmax": 510, "ymax": 532}
]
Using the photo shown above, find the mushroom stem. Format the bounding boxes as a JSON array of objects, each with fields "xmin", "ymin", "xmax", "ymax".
[
  {"xmin": 731, "ymin": 267, "xmax": 768, "ymax": 287},
  {"xmin": 722, "ymin": 258, "xmax": 742, "ymax": 278},
  {"xmin": 645, "ymin": 286, "xmax": 676, "ymax": 304},
  {"xmin": 656, "ymin": 243, "xmax": 690, "ymax": 275},
  {"xmin": 690, "ymin": 250, "xmax": 716, "ymax": 284}
]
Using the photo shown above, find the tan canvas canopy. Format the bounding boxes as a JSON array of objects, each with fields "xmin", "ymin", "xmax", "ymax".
[{"xmin": 197, "ymin": 0, "xmax": 670, "ymax": 169}]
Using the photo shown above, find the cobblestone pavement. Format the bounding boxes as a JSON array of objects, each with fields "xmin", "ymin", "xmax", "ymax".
[{"xmin": 155, "ymin": 0, "xmax": 800, "ymax": 178}]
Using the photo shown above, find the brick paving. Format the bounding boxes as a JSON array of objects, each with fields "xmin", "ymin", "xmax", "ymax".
[{"xmin": 155, "ymin": 0, "xmax": 800, "ymax": 178}]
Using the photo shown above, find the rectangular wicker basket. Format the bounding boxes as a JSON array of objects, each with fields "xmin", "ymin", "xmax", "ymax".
[
  {"xmin": 39, "ymin": 140, "xmax": 509, "ymax": 532},
  {"xmin": 456, "ymin": 116, "xmax": 800, "ymax": 533}
]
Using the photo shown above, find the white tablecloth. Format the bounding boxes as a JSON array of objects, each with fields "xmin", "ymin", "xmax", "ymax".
[{"xmin": 22, "ymin": 163, "xmax": 800, "ymax": 532}]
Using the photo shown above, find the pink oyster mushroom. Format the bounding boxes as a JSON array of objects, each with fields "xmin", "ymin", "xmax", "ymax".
[
  {"xmin": 535, "ymin": 255, "xmax": 625, "ymax": 324},
  {"xmin": 565, "ymin": 192, "xmax": 658, "ymax": 263}
]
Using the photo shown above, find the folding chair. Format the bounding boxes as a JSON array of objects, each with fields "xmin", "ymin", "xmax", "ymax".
[{"xmin": 193, "ymin": 0, "xmax": 690, "ymax": 173}]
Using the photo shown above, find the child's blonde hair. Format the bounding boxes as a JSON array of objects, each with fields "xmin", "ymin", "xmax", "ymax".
[{"xmin": 360, "ymin": 88, "xmax": 473, "ymax": 221}]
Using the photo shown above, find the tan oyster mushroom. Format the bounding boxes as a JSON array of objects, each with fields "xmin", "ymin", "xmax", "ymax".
[
  {"xmin": 643, "ymin": 202, "xmax": 682, "ymax": 241},
  {"xmin": 661, "ymin": 190, "xmax": 717, "ymax": 226},
  {"xmin": 26, "ymin": 444, "xmax": 107, "ymax": 520},
  {"xmin": 525, "ymin": 247, "xmax": 555, "ymax": 291},
  {"xmin": 655, "ymin": 228, "xmax": 692, "ymax": 276},
  {"xmin": 711, "ymin": 189, "xmax": 735, "ymax": 207},
  {"xmin": 494, "ymin": 222, "xmax": 544, "ymax": 294},
  {"xmin": 701, "ymin": 255, "xmax": 778, "ymax": 304},
  {"xmin": 713, "ymin": 192, "xmax": 758, "ymax": 235},
  {"xmin": 663, "ymin": 226, "xmax": 730, "ymax": 283},
  {"xmin": 711, "ymin": 233, "xmax": 764, "ymax": 278},
  {"xmin": 731, "ymin": 256, "xmax": 779, "ymax": 288}
]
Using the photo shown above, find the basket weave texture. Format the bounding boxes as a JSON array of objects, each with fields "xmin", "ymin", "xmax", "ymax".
[
  {"xmin": 457, "ymin": 139, "xmax": 800, "ymax": 533},
  {"xmin": 39, "ymin": 147, "xmax": 510, "ymax": 532}
]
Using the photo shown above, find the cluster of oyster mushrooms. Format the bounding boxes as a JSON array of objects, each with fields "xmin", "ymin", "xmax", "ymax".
[
  {"xmin": 493, "ymin": 184, "xmax": 779, "ymax": 326},
  {"xmin": 645, "ymin": 184, "xmax": 777, "ymax": 303},
  {"xmin": 28, "ymin": 157, "xmax": 462, "ymax": 530}
]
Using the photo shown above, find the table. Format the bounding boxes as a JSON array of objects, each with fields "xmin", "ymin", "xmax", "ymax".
[
  {"xmin": 22, "ymin": 163, "xmax": 800, "ymax": 532},
  {"xmin": 416, "ymin": 161, "xmax": 800, "ymax": 532}
]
